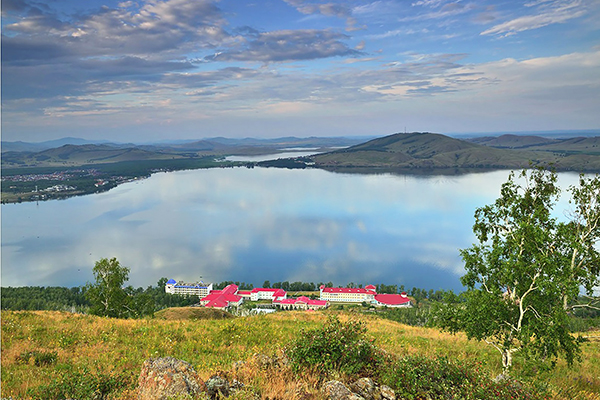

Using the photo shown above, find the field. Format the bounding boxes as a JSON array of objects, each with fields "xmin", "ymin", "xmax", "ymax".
[{"xmin": 1, "ymin": 309, "xmax": 599, "ymax": 399}]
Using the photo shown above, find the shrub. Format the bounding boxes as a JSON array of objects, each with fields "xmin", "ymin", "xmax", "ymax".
[
  {"xmin": 380, "ymin": 355, "xmax": 551, "ymax": 400},
  {"xmin": 286, "ymin": 316, "xmax": 380, "ymax": 376}
]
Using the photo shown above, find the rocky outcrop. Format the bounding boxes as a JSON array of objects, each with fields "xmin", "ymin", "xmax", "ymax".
[
  {"xmin": 205, "ymin": 375, "xmax": 230, "ymax": 399},
  {"xmin": 322, "ymin": 380, "xmax": 364, "ymax": 400},
  {"xmin": 137, "ymin": 357, "xmax": 206, "ymax": 400},
  {"xmin": 322, "ymin": 379, "xmax": 395, "ymax": 400}
]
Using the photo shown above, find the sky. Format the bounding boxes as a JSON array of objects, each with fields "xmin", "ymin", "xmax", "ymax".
[{"xmin": 2, "ymin": 0, "xmax": 600, "ymax": 143}]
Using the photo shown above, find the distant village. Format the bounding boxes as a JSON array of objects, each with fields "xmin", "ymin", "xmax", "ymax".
[{"xmin": 165, "ymin": 279, "xmax": 412, "ymax": 311}]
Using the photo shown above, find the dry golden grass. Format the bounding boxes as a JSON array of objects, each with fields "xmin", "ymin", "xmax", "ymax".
[
  {"xmin": 1, "ymin": 309, "xmax": 599, "ymax": 400},
  {"xmin": 155, "ymin": 306, "xmax": 234, "ymax": 320}
]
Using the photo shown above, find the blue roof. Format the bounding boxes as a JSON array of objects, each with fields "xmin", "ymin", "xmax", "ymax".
[
  {"xmin": 166, "ymin": 279, "xmax": 177, "ymax": 284},
  {"xmin": 176, "ymin": 285, "xmax": 208, "ymax": 288}
]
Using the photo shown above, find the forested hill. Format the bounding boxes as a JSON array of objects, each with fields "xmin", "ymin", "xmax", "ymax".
[{"xmin": 311, "ymin": 132, "xmax": 600, "ymax": 171}]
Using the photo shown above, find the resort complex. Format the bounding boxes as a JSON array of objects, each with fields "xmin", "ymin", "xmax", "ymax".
[{"xmin": 165, "ymin": 280, "xmax": 412, "ymax": 310}]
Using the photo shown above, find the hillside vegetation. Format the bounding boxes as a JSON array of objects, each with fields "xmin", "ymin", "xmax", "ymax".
[
  {"xmin": 2, "ymin": 310, "xmax": 599, "ymax": 399},
  {"xmin": 312, "ymin": 132, "xmax": 600, "ymax": 171}
]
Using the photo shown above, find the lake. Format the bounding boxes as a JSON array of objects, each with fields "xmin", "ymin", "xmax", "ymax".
[{"xmin": 0, "ymin": 167, "xmax": 582, "ymax": 291}]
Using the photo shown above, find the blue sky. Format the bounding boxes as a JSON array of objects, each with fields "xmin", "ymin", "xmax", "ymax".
[{"xmin": 2, "ymin": 0, "xmax": 599, "ymax": 142}]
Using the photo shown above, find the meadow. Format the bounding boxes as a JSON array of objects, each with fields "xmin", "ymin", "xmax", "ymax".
[{"xmin": 1, "ymin": 309, "xmax": 599, "ymax": 400}]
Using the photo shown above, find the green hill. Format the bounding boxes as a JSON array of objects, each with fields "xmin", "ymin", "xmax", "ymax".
[
  {"xmin": 312, "ymin": 132, "xmax": 600, "ymax": 171},
  {"xmin": 1, "ymin": 144, "xmax": 185, "ymax": 168},
  {"xmin": 1, "ymin": 310, "xmax": 598, "ymax": 399}
]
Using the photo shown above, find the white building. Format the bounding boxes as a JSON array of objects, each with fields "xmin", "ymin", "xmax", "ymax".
[
  {"xmin": 250, "ymin": 288, "xmax": 287, "ymax": 301},
  {"xmin": 319, "ymin": 285, "xmax": 376, "ymax": 303},
  {"xmin": 165, "ymin": 279, "xmax": 213, "ymax": 297}
]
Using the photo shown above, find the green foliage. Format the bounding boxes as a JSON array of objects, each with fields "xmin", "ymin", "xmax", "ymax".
[
  {"xmin": 0, "ymin": 279, "xmax": 195, "ymax": 313},
  {"xmin": 85, "ymin": 257, "xmax": 154, "ymax": 319},
  {"xmin": 287, "ymin": 316, "xmax": 380, "ymax": 376},
  {"xmin": 27, "ymin": 366, "xmax": 131, "ymax": 400},
  {"xmin": 381, "ymin": 356, "xmax": 551, "ymax": 400},
  {"xmin": 1, "ymin": 286, "xmax": 89, "ymax": 311},
  {"xmin": 378, "ymin": 305, "xmax": 432, "ymax": 327},
  {"xmin": 436, "ymin": 168, "xmax": 600, "ymax": 373},
  {"xmin": 16, "ymin": 350, "xmax": 58, "ymax": 366}
]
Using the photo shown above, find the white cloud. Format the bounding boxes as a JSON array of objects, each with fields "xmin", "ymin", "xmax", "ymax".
[{"xmin": 481, "ymin": 0, "xmax": 587, "ymax": 36}]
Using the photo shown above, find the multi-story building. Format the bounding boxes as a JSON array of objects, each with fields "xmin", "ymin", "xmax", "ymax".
[
  {"xmin": 319, "ymin": 285, "xmax": 376, "ymax": 303},
  {"xmin": 165, "ymin": 279, "xmax": 213, "ymax": 298}
]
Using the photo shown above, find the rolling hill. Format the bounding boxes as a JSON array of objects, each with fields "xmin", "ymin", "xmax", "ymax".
[
  {"xmin": 311, "ymin": 132, "xmax": 600, "ymax": 171},
  {"xmin": 468, "ymin": 134, "xmax": 600, "ymax": 154},
  {"xmin": 1, "ymin": 144, "xmax": 185, "ymax": 168}
]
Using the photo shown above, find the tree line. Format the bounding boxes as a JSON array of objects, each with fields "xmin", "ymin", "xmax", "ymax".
[{"xmin": 1, "ymin": 274, "xmax": 196, "ymax": 314}]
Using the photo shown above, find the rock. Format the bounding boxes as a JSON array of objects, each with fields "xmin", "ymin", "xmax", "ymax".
[
  {"xmin": 137, "ymin": 357, "xmax": 206, "ymax": 400},
  {"xmin": 350, "ymin": 378, "xmax": 378, "ymax": 400},
  {"xmin": 322, "ymin": 380, "xmax": 365, "ymax": 400},
  {"xmin": 379, "ymin": 385, "xmax": 396, "ymax": 400},
  {"xmin": 206, "ymin": 375, "xmax": 230, "ymax": 399}
]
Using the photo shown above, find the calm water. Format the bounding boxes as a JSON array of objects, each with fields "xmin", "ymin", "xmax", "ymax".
[{"xmin": 1, "ymin": 168, "xmax": 582, "ymax": 291}]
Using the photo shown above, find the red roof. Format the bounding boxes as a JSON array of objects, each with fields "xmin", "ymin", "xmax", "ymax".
[
  {"xmin": 252, "ymin": 288, "xmax": 286, "ymax": 295},
  {"xmin": 273, "ymin": 297, "xmax": 328, "ymax": 306},
  {"xmin": 252, "ymin": 288, "xmax": 278, "ymax": 293},
  {"xmin": 250, "ymin": 288, "xmax": 286, "ymax": 298},
  {"xmin": 365, "ymin": 284, "xmax": 377, "ymax": 290},
  {"xmin": 321, "ymin": 287, "xmax": 375, "ymax": 294},
  {"xmin": 374, "ymin": 294, "xmax": 411, "ymax": 305},
  {"xmin": 274, "ymin": 298, "xmax": 297, "ymax": 305},
  {"xmin": 202, "ymin": 292, "xmax": 242, "ymax": 308},
  {"xmin": 221, "ymin": 284, "xmax": 238, "ymax": 295},
  {"xmin": 237, "ymin": 290, "xmax": 252, "ymax": 295},
  {"xmin": 205, "ymin": 298, "xmax": 229, "ymax": 308}
]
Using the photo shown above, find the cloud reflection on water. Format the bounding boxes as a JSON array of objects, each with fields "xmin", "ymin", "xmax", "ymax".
[{"xmin": 1, "ymin": 168, "xmax": 583, "ymax": 291}]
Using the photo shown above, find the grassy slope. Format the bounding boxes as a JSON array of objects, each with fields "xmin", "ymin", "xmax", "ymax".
[
  {"xmin": 2, "ymin": 310, "xmax": 599, "ymax": 400},
  {"xmin": 313, "ymin": 132, "xmax": 600, "ymax": 171},
  {"xmin": 1, "ymin": 145, "xmax": 186, "ymax": 168}
]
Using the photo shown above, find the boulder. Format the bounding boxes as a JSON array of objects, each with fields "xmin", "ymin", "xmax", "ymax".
[
  {"xmin": 350, "ymin": 378, "xmax": 377, "ymax": 400},
  {"xmin": 206, "ymin": 375, "xmax": 230, "ymax": 399},
  {"xmin": 322, "ymin": 380, "xmax": 365, "ymax": 400},
  {"xmin": 137, "ymin": 357, "xmax": 206, "ymax": 400},
  {"xmin": 379, "ymin": 385, "xmax": 396, "ymax": 400}
]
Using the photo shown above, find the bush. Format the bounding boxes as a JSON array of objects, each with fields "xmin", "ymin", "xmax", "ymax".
[
  {"xmin": 287, "ymin": 316, "xmax": 380, "ymax": 376},
  {"xmin": 380, "ymin": 355, "xmax": 551, "ymax": 400}
]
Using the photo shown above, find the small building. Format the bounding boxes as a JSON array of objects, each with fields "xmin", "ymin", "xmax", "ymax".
[
  {"xmin": 373, "ymin": 292, "xmax": 412, "ymax": 308},
  {"xmin": 319, "ymin": 285, "xmax": 376, "ymax": 303},
  {"xmin": 249, "ymin": 288, "xmax": 287, "ymax": 301},
  {"xmin": 273, "ymin": 296, "xmax": 328, "ymax": 310},
  {"xmin": 165, "ymin": 279, "xmax": 213, "ymax": 298}
]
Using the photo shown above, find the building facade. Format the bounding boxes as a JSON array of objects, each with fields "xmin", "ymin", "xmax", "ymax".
[
  {"xmin": 165, "ymin": 279, "xmax": 213, "ymax": 297},
  {"xmin": 319, "ymin": 285, "xmax": 376, "ymax": 303}
]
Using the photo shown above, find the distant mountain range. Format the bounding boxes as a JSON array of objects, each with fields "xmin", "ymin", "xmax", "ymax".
[
  {"xmin": 3, "ymin": 133, "xmax": 600, "ymax": 172},
  {"xmin": 1, "ymin": 136, "xmax": 367, "ymax": 168},
  {"xmin": 311, "ymin": 132, "xmax": 600, "ymax": 172},
  {"xmin": 1, "ymin": 136, "xmax": 367, "ymax": 154}
]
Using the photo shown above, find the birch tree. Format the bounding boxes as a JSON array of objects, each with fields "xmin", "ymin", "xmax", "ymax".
[
  {"xmin": 86, "ymin": 257, "xmax": 154, "ymax": 318},
  {"xmin": 436, "ymin": 168, "xmax": 600, "ymax": 373}
]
